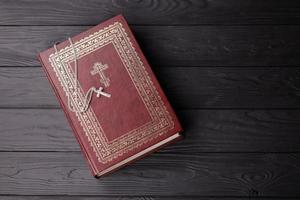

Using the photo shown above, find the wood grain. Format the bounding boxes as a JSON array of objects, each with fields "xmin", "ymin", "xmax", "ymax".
[
  {"xmin": 0, "ymin": 0, "xmax": 300, "ymax": 25},
  {"xmin": 1, "ymin": 109, "xmax": 300, "ymax": 152},
  {"xmin": 1, "ymin": 197, "xmax": 297, "ymax": 200},
  {"xmin": 0, "ymin": 152, "xmax": 299, "ymax": 196},
  {"xmin": 1, "ymin": 67, "xmax": 300, "ymax": 109},
  {"xmin": 1, "ymin": 0, "xmax": 300, "ymax": 198},
  {"xmin": 1, "ymin": 26, "xmax": 300, "ymax": 67}
]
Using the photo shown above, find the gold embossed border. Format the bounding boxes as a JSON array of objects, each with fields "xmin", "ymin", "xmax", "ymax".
[{"xmin": 49, "ymin": 22, "xmax": 174, "ymax": 163}]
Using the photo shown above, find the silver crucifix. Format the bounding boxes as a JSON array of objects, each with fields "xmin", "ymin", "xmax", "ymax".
[{"xmin": 90, "ymin": 62, "xmax": 110, "ymax": 87}]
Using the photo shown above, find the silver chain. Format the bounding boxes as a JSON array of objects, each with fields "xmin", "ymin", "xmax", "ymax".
[{"xmin": 54, "ymin": 38, "xmax": 111, "ymax": 113}]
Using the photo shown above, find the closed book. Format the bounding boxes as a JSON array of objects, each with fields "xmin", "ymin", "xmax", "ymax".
[{"xmin": 38, "ymin": 14, "xmax": 182, "ymax": 177}]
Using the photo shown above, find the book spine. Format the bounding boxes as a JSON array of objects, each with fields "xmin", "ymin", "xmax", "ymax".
[{"xmin": 38, "ymin": 54, "xmax": 98, "ymax": 177}]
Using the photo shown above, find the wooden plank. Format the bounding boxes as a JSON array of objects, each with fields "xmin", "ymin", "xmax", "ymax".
[
  {"xmin": 1, "ymin": 109, "xmax": 300, "ymax": 152},
  {"xmin": 1, "ymin": 26, "xmax": 300, "ymax": 67},
  {"xmin": 5, "ymin": 196, "xmax": 294, "ymax": 199},
  {"xmin": 0, "ymin": 152, "xmax": 299, "ymax": 196},
  {"xmin": 1, "ymin": 67, "xmax": 300, "ymax": 109},
  {"xmin": 0, "ymin": 0, "xmax": 300, "ymax": 25}
]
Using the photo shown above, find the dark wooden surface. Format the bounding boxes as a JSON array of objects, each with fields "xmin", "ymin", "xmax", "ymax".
[
  {"xmin": 1, "ymin": 26, "xmax": 300, "ymax": 67},
  {"xmin": 0, "ymin": 0, "xmax": 300, "ymax": 199}
]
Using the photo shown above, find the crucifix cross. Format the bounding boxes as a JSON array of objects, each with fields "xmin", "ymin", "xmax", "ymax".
[{"xmin": 90, "ymin": 62, "xmax": 110, "ymax": 87}]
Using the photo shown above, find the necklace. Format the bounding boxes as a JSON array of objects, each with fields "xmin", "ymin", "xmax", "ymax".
[{"xmin": 54, "ymin": 38, "xmax": 111, "ymax": 113}]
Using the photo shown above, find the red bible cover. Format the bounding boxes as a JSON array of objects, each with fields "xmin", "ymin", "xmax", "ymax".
[{"xmin": 38, "ymin": 15, "xmax": 182, "ymax": 177}]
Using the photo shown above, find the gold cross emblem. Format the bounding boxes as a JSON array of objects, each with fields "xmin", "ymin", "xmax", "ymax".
[{"xmin": 90, "ymin": 62, "xmax": 110, "ymax": 87}]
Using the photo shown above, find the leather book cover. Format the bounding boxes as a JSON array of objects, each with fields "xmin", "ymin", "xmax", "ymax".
[{"xmin": 38, "ymin": 14, "xmax": 182, "ymax": 177}]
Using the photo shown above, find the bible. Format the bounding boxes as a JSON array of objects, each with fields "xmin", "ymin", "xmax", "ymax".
[{"xmin": 38, "ymin": 15, "xmax": 182, "ymax": 177}]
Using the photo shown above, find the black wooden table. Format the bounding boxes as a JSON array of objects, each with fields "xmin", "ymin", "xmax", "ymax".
[{"xmin": 1, "ymin": 0, "xmax": 300, "ymax": 199}]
